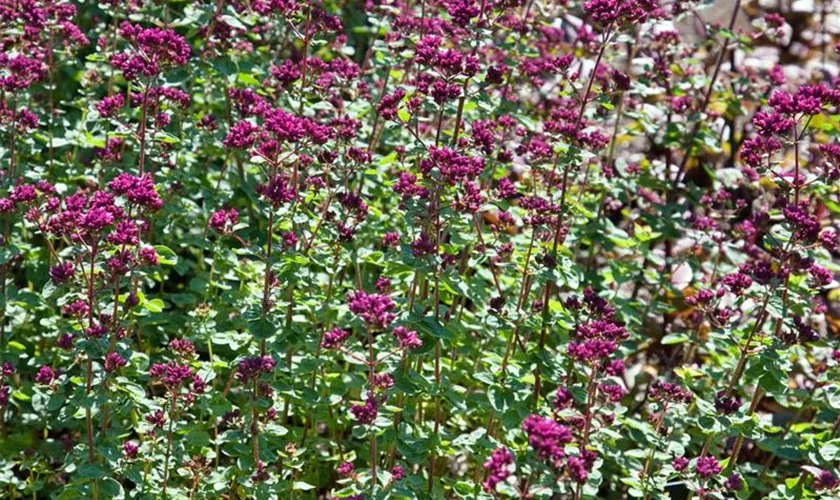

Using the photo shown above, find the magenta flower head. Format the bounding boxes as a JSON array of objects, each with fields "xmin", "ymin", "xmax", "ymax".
[
  {"xmin": 522, "ymin": 414, "xmax": 573, "ymax": 464},
  {"xmin": 149, "ymin": 362, "xmax": 193, "ymax": 389},
  {"xmin": 583, "ymin": 0, "xmax": 620, "ymax": 25},
  {"xmin": 337, "ymin": 462, "xmax": 355, "ymax": 475},
  {"xmin": 722, "ymin": 272, "xmax": 753, "ymax": 294},
  {"xmin": 10, "ymin": 185, "xmax": 36, "ymax": 204},
  {"xmin": 95, "ymin": 94, "xmax": 125, "ymax": 117},
  {"xmin": 350, "ymin": 392, "xmax": 378, "ymax": 424},
  {"xmin": 138, "ymin": 247, "xmax": 159, "ymax": 266},
  {"xmin": 411, "ymin": 232, "xmax": 435, "ymax": 257},
  {"xmin": 169, "ymin": 338, "xmax": 196, "ymax": 358},
  {"xmin": 251, "ymin": 461, "xmax": 270, "ymax": 482},
  {"xmin": 123, "ymin": 441, "xmax": 139, "ymax": 459},
  {"xmin": 567, "ymin": 455, "xmax": 589, "ymax": 484},
  {"xmin": 567, "ymin": 338, "xmax": 618, "ymax": 363},
  {"xmin": 374, "ymin": 276, "xmax": 391, "ymax": 293},
  {"xmin": 104, "ymin": 352, "xmax": 128, "ymax": 373},
  {"xmin": 695, "ymin": 456, "xmax": 721, "ymax": 478},
  {"xmin": 35, "ymin": 365, "xmax": 56, "ymax": 385},
  {"xmin": 554, "ymin": 387, "xmax": 574, "ymax": 411},
  {"xmin": 391, "ymin": 465, "xmax": 405, "ymax": 481},
  {"xmin": 108, "ymin": 173, "xmax": 163, "ymax": 211},
  {"xmin": 598, "ymin": 383, "xmax": 626, "ymax": 403},
  {"xmin": 346, "ymin": 290, "xmax": 395, "ymax": 330},
  {"xmin": 809, "ymin": 264, "xmax": 833, "ymax": 287},
  {"xmin": 111, "ymin": 23, "xmax": 190, "ymax": 80},
  {"xmin": 192, "ymin": 375, "xmax": 206, "ymax": 394},
  {"xmin": 209, "ymin": 208, "xmax": 239, "ymax": 234},
  {"xmin": 483, "ymin": 446, "xmax": 514, "ymax": 492},
  {"xmin": 321, "ymin": 328, "xmax": 351, "ymax": 349},
  {"xmin": 257, "ymin": 175, "xmax": 296, "ymax": 207},
  {"xmin": 382, "ymin": 232, "xmax": 400, "ymax": 247},
  {"xmin": 49, "ymin": 261, "xmax": 74, "ymax": 284},
  {"xmin": 224, "ymin": 120, "xmax": 258, "ymax": 149},
  {"xmin": 393, "ymin": 326, "xmax": 422, "ymax": 350},
  {"xmin": 714, "ymin": 391, "xmax": 741, "ymax": 415},
  {"xmin": 372, "ymin": 373, "xmax": 394, "ymax": 390},
  {"xmin": 603, "ymin": 359, "xmax": 625, "ymax": 376},
  {"xmin": 813, "ymin": 469, "xmax": 840, "ymax": 491},
  {"xmin": 650, "ymin": 380, "xmax": 694, "ymax": 404},
  {"xmin": 725, "ymin": 473, "xmax": 743, "ymax": 491},
  {"xmin": 107, "ymin": 221, "xmax": 140, "ymax": 246},
  {"xmin": 146, "ymin": 409, "xmax": 166, "ymax": 429},
  {"xmin": 237, "ymin": 356, "xmax": 276, "ymax": 381},
  {"xmin": 673, "ymin": 456, "xmax": 689, "ymax": 472},
  {"xmin": 0, "ymin": 198, "xmax": 15, "ymax": 213}
]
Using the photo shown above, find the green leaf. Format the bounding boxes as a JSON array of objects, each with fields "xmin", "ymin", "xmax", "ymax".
[
  {"xmin": 661, "ymin": 333, "xmax": 689, "ymax": 345},
  {"xmin": 248, "ymin": 317, "xmax": 274, "ymax": 340},
  {"xmin": 77, "ymin": 464, "xmax": 107, "ymax": 479},
  {"xmin": 293, "ymin": 481, "xmax": 315, "ymax": 491},
  {"xmin": 154, "ymin": 245, "xmax": 178, "ymax": 266},
  {"xmin": 406, "ymin": 315, "xmax": 454, "ymax": 340},
  {"xmin": 144, "ymin": 299, "xmax": 165, "ymax": 313}
]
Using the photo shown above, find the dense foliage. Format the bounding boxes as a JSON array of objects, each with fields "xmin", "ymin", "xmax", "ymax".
[{"xmin": 1, "ymin": 0, "xmax": 840, "ymax": 498}]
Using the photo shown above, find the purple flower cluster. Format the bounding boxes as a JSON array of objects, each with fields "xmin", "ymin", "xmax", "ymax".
[
  {"xmin": 108, "ymin": 173, "xmax": 163, "ymax": 211},
  {"xmin": 350, "ymin": 392, "xmax": 379, "ymax": 424},
  {"xmin": 714, "ymin": 391, "xmax": 742, "ymax": 415},
  {"xmin": 649, "ymin": 380, "xmax": 693, "ymax": 404},
  {"xmin": 421, "ymin": 147, "xmax": 485, "ymax": 184},
  {"xmin": 321, "ymin": 328, "xmax": 352, "ymax": 349},
  {"xmin": 392, "ymin": 326, "xmax": 422, "ymax": 350},
  {"xmin": 522, "ymin": 414, "xmax": 573, "ymax": 465},
  {"xmin": 695, "ymin": 456, "xmax": 721, "ymax": 478},
  {"xmin": 814, "ymin": 469, "xmax": 840, "ymax": 491},
  {"xmin": 346, "ymin": 290, "xmax": 396, "ymax": 330},
  {"xmin": 209, "ymin": 209, "xmax": 239, "ymax": 234},
  {"xmin": 111, "ymin": 23, "xmax": 190, "ymax": 80},
  {"xmin": 49, "ymin": 261, "xmax": 74, "ymax": 284},
  {"xmin": 35, "ymin": 365, "xmax": 56, "ymax": 385},
  {"xmin": 149, "ymin": 362, "xmax": 193, "ymax": 389},
  {"xmin": 237, "ymin": 356, "xmax": 276, "ymax": 381},
  {"xmin": 482, "ymin": 447, "xmax": 514, "ymax": 492},
  {"xmin": 104, "ymin": 352, "xmax": 128, "ymax": 373}
]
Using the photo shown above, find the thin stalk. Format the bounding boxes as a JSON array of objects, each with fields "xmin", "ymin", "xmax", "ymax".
[
  {"xmin": 699, "ymin": 291, "xmax": 772, "ymax": 457},
  {"xmin": 162, "ymin": 395, "xmax": 176, "ymax": 496},
  {"xmin": 670, "ymin": 0, "xmax": 742, "ymax": 193},
  {"xmin": 642, "ymin": 402, "xmax": 669, "ymax": 500},
  {"xmin": 366, "ymin": 326, "xmax": 378, "ymax": 489}
]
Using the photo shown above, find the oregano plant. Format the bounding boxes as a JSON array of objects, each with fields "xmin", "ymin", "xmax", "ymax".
[{"xmin": 0, "ymin": 0, "xmax": 839, "ymax": 499}]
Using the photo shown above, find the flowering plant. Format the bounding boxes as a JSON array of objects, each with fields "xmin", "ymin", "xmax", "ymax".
[{"xmin": 1, "ymin": 0, "xmax": 840, "ymax": 499}]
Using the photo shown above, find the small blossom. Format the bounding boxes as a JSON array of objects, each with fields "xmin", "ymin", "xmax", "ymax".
[
  {"xmin": 483, "ymin": 447, "xmax": 514, "ymax": 492},
  {"xmin": 391, "ymin": 465, "xmax": 405, "ymax": 481},
  {"xmin": 321, "ymin": 328, "xmax": 351, "ymax": 349},
  {"xmin": 393, "ymin": 326, "xmax": 422, "ymax": 350},
  {"xmin": 104, "ymin": 352, "xmax": 128, "ymax": 373},
  {"xmin": 696, "ymin": 456, "xmax": 722, "ymax": 478},
  {"xmin": 49, "ymin": 261, "xmax": 74, "ymax": 284},
  {"xmin": 350, "ymin": 393, "xmax": 378, "ymax": 424},
  {"xmin": 347, "ymin": 290, "xmax": 396, "ymax": 330},
  {"xmin": 237, "ymin": 356, "xmax": 276, "ymax": 380},
  {"xmin": 725, "ymin": 473, "xmax": 743, "ymax": 491},
  {"xmin": 35, "ymin": 366, "xmax": 56, "ymax": 385},
  {"xmin": 714, "ymin": 391, "xmax": 741, "ymax": 415},
  {"xmin": 522, "ymin": 414, "xmax": 573, "ymax": 464}
]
